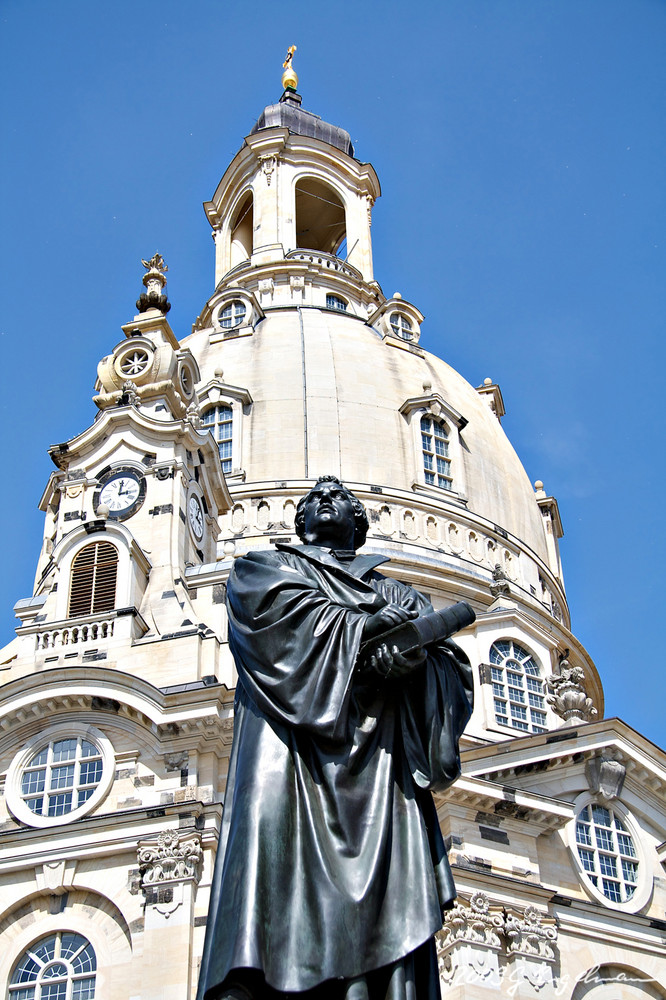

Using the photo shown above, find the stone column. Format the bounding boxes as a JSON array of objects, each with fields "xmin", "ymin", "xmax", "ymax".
[
  {"xmin": 436, "ymin": 891, "xmax": 504, "ymax": 993},
  {"xmin": 504, "ymin": 905, "xmax": 558, "ymax": 995},
  {"xmin": 135, "ymin": 828, "xmax": 203, "ymax": 1000}
]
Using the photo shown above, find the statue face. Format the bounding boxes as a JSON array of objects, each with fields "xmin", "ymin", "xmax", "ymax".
[{"xmin": 301, "ymin": 480, "xmax": 356, "ymax": 549}]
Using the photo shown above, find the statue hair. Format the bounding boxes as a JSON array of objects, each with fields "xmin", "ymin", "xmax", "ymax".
[{"xmin": 294, "ymin": 476, "xmax": 369, "ymax": 549}]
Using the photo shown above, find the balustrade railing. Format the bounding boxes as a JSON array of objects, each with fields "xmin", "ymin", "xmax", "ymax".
[{"xmin": 36, "ymin": 617, "xmax": 115, "ymax": 650}]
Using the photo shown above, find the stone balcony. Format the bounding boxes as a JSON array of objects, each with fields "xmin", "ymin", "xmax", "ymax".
[{"xmin": 16, "ymin": 607, "xmax": 149, "ymax": 658}]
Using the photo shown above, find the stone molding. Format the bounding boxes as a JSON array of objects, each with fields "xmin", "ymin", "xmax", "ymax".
[{"xmin": 219, "ymin": 489, "xmax": 570, "ymax": 616}]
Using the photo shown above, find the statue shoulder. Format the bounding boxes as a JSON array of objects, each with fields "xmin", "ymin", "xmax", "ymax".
[{"xmin": 230, "ymin": 546, "xmax": 308, "ymax": 578}]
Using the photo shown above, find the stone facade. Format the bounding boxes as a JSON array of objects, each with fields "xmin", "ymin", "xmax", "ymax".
[{"xmin": 0, "ymin": 88, "xmax": 664, "ymax": 1000}]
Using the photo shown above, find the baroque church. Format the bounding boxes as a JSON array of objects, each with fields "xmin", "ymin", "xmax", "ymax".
[{"xmin": 0, "ymin": 58, "xmax": 665, "ymax": 1000}]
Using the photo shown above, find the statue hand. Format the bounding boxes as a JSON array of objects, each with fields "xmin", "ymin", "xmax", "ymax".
[
  {"xmin": 369, "ymin": 642, "xmax": 427, "ymax": 679},
  {"xmin": 362, "ymin": 604, "xmax": 418, "ymax": 640}
]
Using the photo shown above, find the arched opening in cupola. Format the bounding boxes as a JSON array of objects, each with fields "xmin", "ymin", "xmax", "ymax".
[
  {"xmin": 295, "ymin": 178, "xmax": 346, "ymax": 256},
  {"xmin": 230, "ymin": 191, "xmax": 253, "ymax": 267}
]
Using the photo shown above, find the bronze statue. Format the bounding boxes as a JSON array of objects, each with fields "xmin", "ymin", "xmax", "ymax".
[{"xmin": 197, "ymin": 477, "xmax": 474, "ymax": 1000}]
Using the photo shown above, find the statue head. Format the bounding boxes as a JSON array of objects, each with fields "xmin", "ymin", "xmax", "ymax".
[{"xmin": 295, "ymin": 476, "xmax": 369, "ymax": 550}]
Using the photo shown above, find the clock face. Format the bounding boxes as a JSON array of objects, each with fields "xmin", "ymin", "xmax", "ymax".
[
  {"xmin": 188, "ymin": 495, "xmax": 204, "ymax": 540},
  {"xmin": 94, "ymin": 467, "xmax": 146, "ymax": 521}
]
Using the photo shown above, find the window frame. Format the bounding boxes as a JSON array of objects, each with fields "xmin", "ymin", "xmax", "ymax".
[
  {"xmin": 390, "ymin": 312, "xmax": 414, "ymax": 340},
  {"xmin": 566, "ymin": 793, "xmax": 650, "ymax": 913},
  {"xmin": 488, "ymin": 638, "xmax": 548, "ymax": 735},
  {"xmin": 201, "ymin": 403, "xmax": 234, "ymax": 475},
  {"xmin": 6, "ymin": 724, "xmax": 115, "ymax": 829},
  {"xmin": 8, "ymin": 930, "xmax": 97, "ymax": 1000},
  {"xmin": 400, "ymin": 398, "xmax": 468, "ymax": 502},
  {"xmin": 67, "ymin": 541, "xmax": 118, "ymax": 619},
  {"xmin": 216, "ymin": 300, "xmax": 247, "ymax": 330},
  {"xmin": 325, "ymin": 293, "xmax": 348, "ymax": 312},
  {"xmin": 420, "ymin": 414, "xmax": 453, "ymax": 491}
]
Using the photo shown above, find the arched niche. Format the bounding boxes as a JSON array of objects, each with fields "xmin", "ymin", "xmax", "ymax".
[
  {"xmin": 230, "ymin": 191, "xmax": 253, "ymax": 267},
  {"xmin": 295, "ymin": 177, "xmax": 346, "ymax": 255}
]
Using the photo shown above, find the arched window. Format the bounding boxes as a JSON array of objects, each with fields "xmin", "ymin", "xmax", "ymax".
[
  {"xmin": 9, "ymin": 931, "xmax": 96, "ymax": 999},
  {"xmin": 575, "ymin": 803, "xmax": 639, "ymax": 904},
  {"xmin": 201, "ymin": 405, "xmax": 233, "ymax": 474},
  {"xmin": 489, "ymin": 639, "xmax": 547, "ymax": 733},
  {"xmin": 295, "ymin": 178, "xmax": 346, "ymax": 255},
  {"xmin": 421, "ymin": 416, "xmax": 452, "ymax": 490},
  {"xmin": 68, "ymin": 542, "xmax": 118, "ymax": 618},
  {"xmin": 390, "ymin": 312, "xmax": 413, "ymax": 340},
  {"xmin": 230, "ymin": 191, "xmax": 253, "ymax": 267},
  {"xmin": 326, "ymin": 294, "xmax": 347, "ymax": 312}
]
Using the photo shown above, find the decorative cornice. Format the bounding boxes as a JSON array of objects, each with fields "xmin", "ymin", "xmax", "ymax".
[
  {"xmin": 462, "ymin": 722, "xmax": 666, "ymax": 800},
  {"xmin": 399, "ymin": 391, "xmax": 467, "ymax": 430},
  {"xmin": 436, "ymin": 775, "xmax": 573, "ymax": 831}
]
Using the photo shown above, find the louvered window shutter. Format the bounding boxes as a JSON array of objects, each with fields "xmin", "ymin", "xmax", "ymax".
[{"xmin": 68, "ymin": 542, "xmax": 118, "ymax": 617}]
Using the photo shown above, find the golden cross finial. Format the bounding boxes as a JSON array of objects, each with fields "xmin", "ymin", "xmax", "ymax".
[{"xmin": 282, "ymin": 45, "xmax": 298, "ymax": 90}]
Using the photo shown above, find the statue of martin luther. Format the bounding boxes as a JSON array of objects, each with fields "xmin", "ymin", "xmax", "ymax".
[{"xmin": 197, "ymin": 477, "xmax": 474, "ymax": 1000}]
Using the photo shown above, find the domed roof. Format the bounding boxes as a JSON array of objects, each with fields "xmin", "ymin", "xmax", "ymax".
[
  {"xmin": 250, "ymin": 91, "xmax": 354, "ymax": 156},
  {"xmin": 185, "ymin": 306, "xmax": 548, "ymax": 563}
]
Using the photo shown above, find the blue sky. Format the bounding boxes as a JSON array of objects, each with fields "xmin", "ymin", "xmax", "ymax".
[{"xmin": 1, "ymin": 1, "xmax": 664, "ymax": 746}]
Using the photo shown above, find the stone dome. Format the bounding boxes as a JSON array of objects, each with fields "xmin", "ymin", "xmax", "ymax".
[
  {"xmin": 182, "ymin": 90, "xmax": 591, "ymax": 730},
  {"xmin": 184, "ymin": 306, "xmax": 547, "ymax": 562}
]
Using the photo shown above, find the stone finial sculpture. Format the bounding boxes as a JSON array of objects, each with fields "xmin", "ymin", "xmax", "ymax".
[{"xmin": 546, "ymin": 655, "xmax": 597, "ymax": 724}]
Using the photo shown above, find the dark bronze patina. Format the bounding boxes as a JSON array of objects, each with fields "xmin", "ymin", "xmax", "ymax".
[{"xmin": 197, "ymin": 477, "xmax": 474, "ymax": 1000}]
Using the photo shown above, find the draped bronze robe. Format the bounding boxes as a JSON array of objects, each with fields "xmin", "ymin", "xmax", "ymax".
[{"xmin": 197, "ymin": 544, "xmax": 473, "ymax": 1000}]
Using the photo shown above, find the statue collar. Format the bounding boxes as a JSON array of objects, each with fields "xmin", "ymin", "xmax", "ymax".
[{"xmin": 276, "ymin": 543, "xmax": 389, "ymax": 580}]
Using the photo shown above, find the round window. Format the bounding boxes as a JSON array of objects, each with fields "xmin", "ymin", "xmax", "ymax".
[
  {"xmin": 218, "ymin": 300, "xmax": 246, "ymax": 329},
  {"xmin": 180, "ymin": 362, "xmax": 195, "ymax": 398},
  {"xmin": 575, "ymin": 802, "xmax": 639, "ymax": 904},
  {"xmin": 567, "ymin": 795, "xmax": 649, "ymax": 912},
  {"xmin": 117, "ymin": 348, "xmax": 151, "ymax": 377},
  {"xmin": 6, "ymin": 724, "xmax": 114, "ymax": 828}
]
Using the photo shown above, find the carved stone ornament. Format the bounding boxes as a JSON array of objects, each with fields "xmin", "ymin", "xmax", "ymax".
[
  {"xmin": 137, "ymin": 253, "xmax": 170, "ymax": 314},
  {"xmin": 137, "ymin": 828, "xmax": 202, "ymax": 887},
  {"xmin": 141, "ymin": 253, "xmax": 169, "ymax": 274},
  {"xmin": 119, "ymin": 380, "xmax": 140, "ymax": 407},
  {"xmin": 545, "ymin": 657, "xmax": 597, "ymax": 724},
  {"xmin": 436, "ymin": 895, "xmax": 559, "ymax": 989},
  {"xmin": 436, "ymin": 892, "xmax": 504, "ymax": 986},
  {"xmin": 489, "ymin": 563, "xmax": 510, "ymax": 598},
  {"xmin": 163, "ymin": 751, "xmax": 190, "ymax": 772},
  {"xmin": 438, "ymin": 891, "xmax": 504, "ymax": 952},
  {"xmin": 185, "ymin": 401, "xmax": 201, "ymax": 429},
  {"xmin": 585, "ymin": 751, "xmax": 626, "ymax": 800},
  {"xmin": 260, "ymin": 154, "xmax": 277, "ymax": 185},
  {"xmin": 504, "ymin": 905, "xmax": 557, "ymax": 961}
]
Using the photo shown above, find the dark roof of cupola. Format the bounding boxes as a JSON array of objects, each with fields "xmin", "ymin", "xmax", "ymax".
[{"xmin": 250, "ymin": 91, "xmax": 354, "ymax": 156}]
